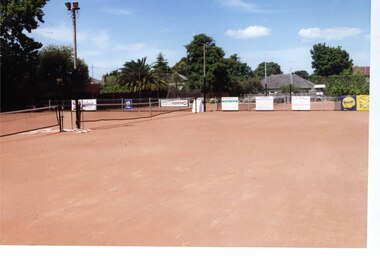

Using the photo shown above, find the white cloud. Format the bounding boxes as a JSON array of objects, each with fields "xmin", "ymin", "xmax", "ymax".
[
  {"xmin": 226, "ymin": 25, "xmax": 271, "ymax": 39},
  {"xmin": 299, "ymin": 27, "xmax": 362, "ymax": 41},
  {"xmin": 32, "ymin": 24, "xmax": 87, "ymax": 43},
  {"xmin": 92, "ymin": 30, "xmax": 110, "ymax": 49},
  {"xmin": 33, "ymin": 25, "xmax": 111, "ymax": 51},
  {"xmin": 217, "ymin": 0, "xmax": 260, "ymax": 12},
  {"xmin": 103, "ymin": 8, "xmax": 132, "ymax": 16}
]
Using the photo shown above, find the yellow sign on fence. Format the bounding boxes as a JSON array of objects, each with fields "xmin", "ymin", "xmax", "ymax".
[{"xmin": 356, "ymin": 95, "xmax": 370, "ymax": 111}]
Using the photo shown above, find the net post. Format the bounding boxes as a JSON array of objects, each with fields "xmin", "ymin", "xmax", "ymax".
[
  {"xmin": 320, "ymin": 96, "xmax": 323, "ymax": 111},
  {"xmin": 58, "ymin": 103, "xmax": 64, "ymax": 132},
  {"xmin": 149, "ymin": 97, "xmax": 152, "ymax": 118},
  {"xmin": 70, "ymin": 106, "xmax": 73, "ymax": 130},
  {"xmin": 81, "ymin": 110, "xmax": 84, "ymax": 130},
  {"xmin": 121, "ymin": 98, "xmax": 124, "ymax": 111}
]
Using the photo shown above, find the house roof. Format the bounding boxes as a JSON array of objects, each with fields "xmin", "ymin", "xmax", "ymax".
[
  {"xmin": 261, "ymin": 74, "xmax": 315, "ymax": 89},
  {"xmin": 352, "ymin": 66, "xmax": 370, "ymax": 76}
]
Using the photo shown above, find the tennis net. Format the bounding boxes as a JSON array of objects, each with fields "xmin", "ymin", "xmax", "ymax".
[
  {"xmin": 0, "ymin": 105, "xmax": 61, "ymax": 137},
  {"xmin": 79, "ymin": 98, "xmax": 193, "ymax": 124}
]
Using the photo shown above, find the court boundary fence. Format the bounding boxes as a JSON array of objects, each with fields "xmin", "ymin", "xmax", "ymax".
[{"xmin": 0, "ymin": 95, "xmax": 346, "ymax": 137}]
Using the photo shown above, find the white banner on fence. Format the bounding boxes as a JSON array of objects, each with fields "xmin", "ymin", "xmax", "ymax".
[
  {"xmin": 256, "ymin": 96, "xmax": 274, "ymax": 111},
  {"xmin": 159, "ymin": 99, "xmax": 189, "ymax": 108},
  {"xmin": 292, "ymin": 96, "xmax": 310, "ymax": 111},
  {"xmin": 221, "ymin": 97, "xmax": 239, "ymax": 111},
  {"xmin": 71, "ymin": 99, "xmax": 97, "ymax": 111}
]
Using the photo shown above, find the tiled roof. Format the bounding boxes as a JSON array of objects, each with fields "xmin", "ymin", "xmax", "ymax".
[{"xmin": 261, "ymin": 74, "xmax": 315, "ymax": 89}]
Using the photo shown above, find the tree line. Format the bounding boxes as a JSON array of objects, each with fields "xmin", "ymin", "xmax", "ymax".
[
  {"xmin": 1, "ymin": 0, "xmax": 369, "ymax": 111},
  {"xmin": 102, "ymin": 36, "xmax": 369, "ymax": 98},
  {"xmin": 102, "ymin": 34, "xmax": 285, "ymax": 97},
  {"xmin": 1, "ymin": 0, "xmax": 89, "ymax": 111}
]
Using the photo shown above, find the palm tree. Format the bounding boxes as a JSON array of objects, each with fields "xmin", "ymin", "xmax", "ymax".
[{"xmin": 118, "ymin": 57, "xmax": 166, "ymax": 97}]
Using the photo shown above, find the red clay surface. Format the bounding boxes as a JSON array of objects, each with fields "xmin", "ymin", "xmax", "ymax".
[{"xmin": 0, "ymin": 111, "xmax": 368, "ymax": 247}]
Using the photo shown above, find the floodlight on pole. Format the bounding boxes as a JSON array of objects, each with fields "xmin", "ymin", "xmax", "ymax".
[
  {"xmin": 65, "ymin": 1, "xmax": 81, "ymax": 129},
  {"xmin": 65, "ymin": 2, "xmax": 71, "ymax": 10}
]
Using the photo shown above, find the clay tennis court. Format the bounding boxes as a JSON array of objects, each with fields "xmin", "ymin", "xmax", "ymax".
[{"xmin": 0, "ymin": 110, "xmax": 368, "ymax": 247}]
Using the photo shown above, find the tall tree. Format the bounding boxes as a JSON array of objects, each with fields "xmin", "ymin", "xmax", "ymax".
[
  {"xmin": 310, "ymin": 43, "xmax": 353, "ymax": 76},
  {"xmin": 185, "ymin": 34, "xmax": 227, "ymax": 94},
  {"xmin": 294, "ymin": 70, "xmax": 309, "ymax": 80},
  {"xmin": 172, "ymin": 57, "xmax": 188, "ymax": 76},
  {"xmin": 253, "ymin": 62, "xmax": 283, "ymax": 80},
  {"xmin": 152, "ymin": 52, "xmax": 171, "ymax": 95},
  {"xmin": 1, "ymin": 0, "xmax": 48, "ymax": 110},
  {"xmin": 118, "ymin": 57, "xmax": 165, "ymax": 97},
  {"xmin": 37, "ymin": 45, "xmax": 90, "ymax": 99},
  {"xmin": 225, "ymin": 54, "xmax": 253, "ymax": 81},
  {"xmin": 153, "ymin": 52, "xmax": 171, "ymax": 78}
]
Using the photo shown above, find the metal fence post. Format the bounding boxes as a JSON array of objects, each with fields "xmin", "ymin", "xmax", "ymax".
[
  {"xmin": 149, "ymin": 97, "xmax": 152, "ymax": 118},
  {"xmin": 321, "ymin": 96, "xmax": 323, "ymax": 111}
]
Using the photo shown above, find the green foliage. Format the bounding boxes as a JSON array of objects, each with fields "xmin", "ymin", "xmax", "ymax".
[
  {"xmin": 253, "ymin": 62, "xmax": 283, "ymax": 80},
  {"xmin": 100, "ymin": 70, "xmax": 131, "ymax": 93},
  {"xmin": 101, "ymin": 34, "xmax": 257, "ymax": 96},
  {"xmin": 184, "ymin": 34, "xmax": 255, "ymax": 95},
  {"xmin": 185, "ymin": 34, "xmax": 226, "ymax": 92},
  {"xmin": 294, "ymin": 70, "xmax": 309, "ymax": 80},
  {"xmin": 310, "ymin": 72, "xmax": 369, "ymax": 96},
  {"xmin": 153, "ymin": 52, "xmax": 171, "ymax": 81},
  {"xmin": 225, "ymin": 54, "xmax": 254, "ymax": 81},
  {"xmin": 310, "ymin": 43, "xmax": 353, "ymax": 76},
  {"xmin": 1, "ymin": 0, "xmax": 48, "ymax": 110},
  {"xmin": 172, "ymin": 57, "xmax": 188, "ymax": 76},
  {"xmin": 100, "ymin": 84, "xmax": 130, "ymax": 94},
  {"xmin": 232, "ymin": 79, "xmax": 263, "ymax": 95},
  {"xmin": 118, "ymin": 57, "xmax": 166, "ymax": 96},
  {"xmin": 280, "ymin": 84, "xmax": 299, "ymax": 93},
  {"xmin": 37, "ymin": 45, "xmax": 90, "ymax": 99}
]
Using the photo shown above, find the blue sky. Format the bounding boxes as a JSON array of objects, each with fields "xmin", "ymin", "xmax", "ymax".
[{"xmin": 30, "ymin": 0, "xmax": 370, "ymax": 79}]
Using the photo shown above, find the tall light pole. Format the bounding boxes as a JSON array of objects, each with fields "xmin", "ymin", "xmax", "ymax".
[
  {"xmin": 290, "ymin": 68, "xmax": 293, "ymax": 104},
  {"xmin": 203, "ymin": 42, "xmax": 206, "ymax": 112},
  {"xmin": 264, "ymin": 61, "xmax": 268, "ymax": 96},
  {"xmin": 65, "ymin": 1, "xmax": 81, "ymax": 129}
]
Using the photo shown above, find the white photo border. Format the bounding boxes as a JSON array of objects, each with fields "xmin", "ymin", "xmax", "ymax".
[{"xmin": 1, "ymin": 1, "xmax": 379, "ymax": 255}]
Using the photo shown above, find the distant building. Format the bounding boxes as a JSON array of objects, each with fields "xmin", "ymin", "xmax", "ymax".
[
  {"xmin": 353, "ymin": 66, "xmax": 370, "ymax": 76},
  {"xmin": 260, "ymin": 74, "xmax": 315, "ymax": 93},
  {"xmin": 84, "ymin": 77, "xmax": 101, "ymax": 98}
]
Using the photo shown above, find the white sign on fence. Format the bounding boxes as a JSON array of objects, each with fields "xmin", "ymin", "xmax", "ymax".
[
  {"xmin": 292, "ymin": 96, "xmax": 310, "ymax": 111},
  {"xmin": 221, "ymin": 97, "xmax": 239, "ymax": 111},
  {"xmin": 256, "ymin": 96, "xmax": 274, "ymax": 111},
  {"xmin": 71, "ymin": 99, "xmax": 97, "ymax": 111},
  {"xmin": 159, "ymin": 99, "xmax": 189, "ymax": 108}
]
